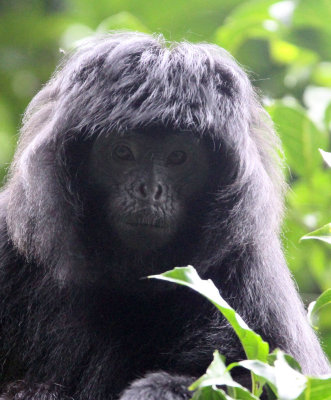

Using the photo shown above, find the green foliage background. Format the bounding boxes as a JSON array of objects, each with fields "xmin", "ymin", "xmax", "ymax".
[{"xmin": 0, "ymin": 0, "xmax": 330, "ymax": 356}]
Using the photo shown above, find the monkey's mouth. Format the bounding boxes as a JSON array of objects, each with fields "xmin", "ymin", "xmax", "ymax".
[
  {"xmin": 126, "ymin": 221, "xmax": 166, "ymax": 229},
  {"xmin": 122, "ymin": 213, "xmax": 170, "ymax": 230},
  {"xmin": 114, "ymin": 215, "xmax": 176, "ymax": 251}
]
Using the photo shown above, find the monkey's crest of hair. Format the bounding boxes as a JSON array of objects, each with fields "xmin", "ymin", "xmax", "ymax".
[{"xmin": 2, "ymin": 32, "xmax": 285, "ymax": 281}]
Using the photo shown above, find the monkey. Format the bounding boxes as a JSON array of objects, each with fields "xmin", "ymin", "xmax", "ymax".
[{"xmin": 0, "ymin": 32, "xmax": 329, "ymax": 400}]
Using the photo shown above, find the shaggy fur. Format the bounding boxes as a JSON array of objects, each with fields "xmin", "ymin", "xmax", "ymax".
[{"xmin": 0, "ymin": 32, "xmax": 329, "ymax": 400}]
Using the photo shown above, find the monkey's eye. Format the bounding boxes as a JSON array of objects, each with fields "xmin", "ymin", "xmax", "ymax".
[
  {"xmin": 167, "ymin": 151, "xmax": 187, "ymax": 166},
  {"xmin": 113, "ymin": 145, "xmax": 135, "ymax": 161}
]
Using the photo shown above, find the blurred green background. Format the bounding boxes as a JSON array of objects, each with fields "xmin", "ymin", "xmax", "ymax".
[{"xmin": 0, "ymin": 0, "xmax": 330, "ymax": 358}]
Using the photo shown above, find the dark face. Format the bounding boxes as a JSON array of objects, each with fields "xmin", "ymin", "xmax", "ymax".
[{"xmin": 87, "ymin": 131, "xmax": 212, "ymax": 252}]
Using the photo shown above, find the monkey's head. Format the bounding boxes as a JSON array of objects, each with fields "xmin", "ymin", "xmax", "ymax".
[{"xmin": 5, "ymin": 33, "xmax": 283, "ymax": 285}]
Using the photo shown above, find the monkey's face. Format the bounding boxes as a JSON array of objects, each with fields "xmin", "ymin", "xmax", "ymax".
[{"xmin": 87, "ymin": 131, "xmax": 211, "ymax": 251}]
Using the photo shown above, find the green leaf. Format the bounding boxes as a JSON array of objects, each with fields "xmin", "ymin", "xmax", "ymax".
[
  {"xmin": 190, "ymin": 351, "xmax": 234, "ymax": 389},
  {"xmin": 324, "ymin": 102, "xmax": 331, "ymax": 131},
  {"xmin": 214, "ymin": 0, "xmax": 282, "ymax": 54},
  {"xmin": 189, "ymin": 351, "xmax": 257, "ymax": 400},
  {"xmin": 191, "ymin": 386, "xmax": 234, "ymax": 400},
  {"xmin": 0, "ymin": 98, "xmax": 15, "ymax": 167},
  {"xmin": 312, "ymin": 62, "xmax": 331, "ymax": 87},
  {"xmin": 267, "ymin": 352, "xmax": 302, "ymax": 373},
  {"xmin": 268, "ymin": 103, "xmax": 327, "ymax": 177},
  {"xmin": 231, "ymin": 360, "xmax": 276, "ymax": 393},
  {"xmin": 301, "ymin": 223, "xmax": 331, "ymax": 245},
  {"xmin": 96, "ymin": 12, "xmax": 149, "ymax": 33},
  {"xmin": 150, "ymin": 266, "xmax": 269, "ymax": 362},
  {"xmin": 293, "ymin": 0, "xmax": 331, "ymax": 32},
  {"xmin": 308, "ymin": 289, "xmax": 331, "ymax": 327},
  {"xmin": 237, "ymin": 350, "xmax": 307, "ymax": 400},
  {"xmin": 269, "ymin": 350, "xmax": 306, "ymax": 400},
  {"xmin": 270, "ymin": 40, "xmax": 318, "ymax": 65},
  {"xmin": 190, "ymin": 351, "xmax": 259, "ymax": 399},
  {"xmin": 297, "ymin": 375, "xmax": 331, "ymax": 400}
]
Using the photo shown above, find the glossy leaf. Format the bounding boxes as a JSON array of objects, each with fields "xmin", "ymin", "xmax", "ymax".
[
  {"xmin": 301, "ymin": 223, "xmax": 331, "ymax": 245},
  {"xmin": 308, "ymin": 289, "xmax": 331, "ymax": 328},
  {"xmin": 190, "ymin": 351, "xmax": 259, "ymax": 399},
  {"xmin": 297, "ymin": 375, "xmax": 331, "ymax": 400},
  {"xmin": 235, "ymin": 350, "xmax": 307, "ymax": 400},
  {"xmin": 268, "ymin": 103, "xmax": 327, "ymax": 177},
  {"xmin": 150, "ymin": 266, "xmax": 269, "ymax": 362}
]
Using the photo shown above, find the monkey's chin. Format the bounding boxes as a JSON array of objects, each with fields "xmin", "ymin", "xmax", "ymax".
[{"xmin": 117, "ymin": 222, "xmax": 174, "ymax": 252}]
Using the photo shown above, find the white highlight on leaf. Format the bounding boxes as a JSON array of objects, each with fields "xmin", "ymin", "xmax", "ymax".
[
  {"xmin": 269, "ymin": 1, "xmax": 296, "ymax": 25},
  {"xmin": 303, "ymin": 86, "xmax": 331, "ymax": 128},
  {"xmin": 319, "ymin": 149, "xmax": 331, "ymax": 167},
  {"xmin": 263, "ymin": 19, "xmax": 279, "ymax": 32}
]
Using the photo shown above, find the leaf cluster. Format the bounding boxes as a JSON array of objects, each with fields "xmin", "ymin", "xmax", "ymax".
[{"xmin": 151, "ymin": 266, "xmax": 331, "ymax": 400}]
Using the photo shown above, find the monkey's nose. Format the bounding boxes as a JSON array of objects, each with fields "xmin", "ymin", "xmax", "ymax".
[{"xmin": 136, "ymin": 182, "xmax": 164, "ymax": 202}]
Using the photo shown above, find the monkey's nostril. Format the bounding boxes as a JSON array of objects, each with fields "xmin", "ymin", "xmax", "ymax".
[
  {"xmin": 139, "ymin": 183, "xmax": 148, "ymax": 198},
  {"xmin": 154, "ymin": 184, "xmax": 163, "ymax": 201}
]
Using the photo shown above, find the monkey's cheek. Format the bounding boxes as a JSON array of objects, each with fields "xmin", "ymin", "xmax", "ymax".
[{"xmin": 115, "ymin": 222, "xmax": 175, "ymax": 251}]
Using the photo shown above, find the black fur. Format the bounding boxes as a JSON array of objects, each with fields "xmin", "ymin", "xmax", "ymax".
[{"xmin": 0, "ymin": 32, "xmax": 329, "ymax": 400}]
